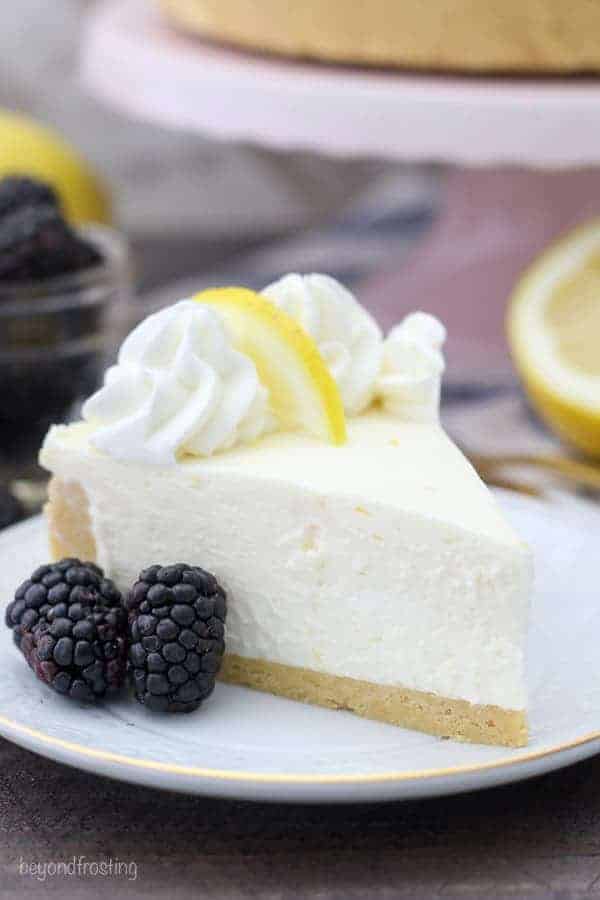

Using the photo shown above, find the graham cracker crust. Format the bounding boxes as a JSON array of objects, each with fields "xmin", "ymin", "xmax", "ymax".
[
  {"xmin": 46, "ymin": 477, "xmax": 96, "ymax": 563},
  {"xmin": 220, "ymin": 655, "xmax": 527, "ymax": 748},
  {"xmin": 44, "ymin": 476, "xmax": 527, "ymax": 747}
]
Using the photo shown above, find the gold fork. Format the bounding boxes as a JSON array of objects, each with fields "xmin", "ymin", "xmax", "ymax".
[{"xmin": 466, "ymin": 451, "xmax": 600, "ymax": 498}]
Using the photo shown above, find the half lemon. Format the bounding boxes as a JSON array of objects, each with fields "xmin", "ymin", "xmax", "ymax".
[
  {"xmin": 507, "ymin": 221, "xmax": 600, "ymax": 457},
  {"xmin": 0, "ymin": 110, "xmax": 111, "ymax": 224}
]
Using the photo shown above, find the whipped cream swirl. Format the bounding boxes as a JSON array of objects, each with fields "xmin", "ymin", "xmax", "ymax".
[
  {"xmin": 263, "ymin": 273, "xmax": 383, "ymax": 415},
  {"xmin": 82, "ymin": 300, "xmax": 273, "ymax": 464},
  {"xmin": 377, "ymin": 312, "xmax": 446, "ymax": 422}
]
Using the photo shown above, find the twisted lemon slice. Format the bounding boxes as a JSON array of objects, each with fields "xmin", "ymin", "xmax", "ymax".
[
  {"xmin": 194, "ymin": 287, "xmax": 347, "ymax": 444},
  {"xmin": 507, "ymin": 221, "xmax": 600, "ymax": 458}
]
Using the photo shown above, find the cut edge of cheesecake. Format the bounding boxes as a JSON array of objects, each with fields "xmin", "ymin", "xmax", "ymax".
[{"xmin": 45, "ymin": 476, "xmax": 527, "ymax": 748}]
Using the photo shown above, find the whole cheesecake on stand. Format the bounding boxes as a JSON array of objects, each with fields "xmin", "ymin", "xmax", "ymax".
[
  {"xmin": 158, "ymin": 0, "xmax": 600, "ymax": 72},
  {"xmin": 40, "ymin": 276, "xmax": 532, "ymax": 747}
]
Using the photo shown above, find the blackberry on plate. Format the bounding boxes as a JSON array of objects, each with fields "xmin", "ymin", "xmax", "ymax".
[
  {"xmin": 5, "ymin": 559, "xmax": 127, "ymax": 702},
  {"xmin": 126, "ymin": 564, "xmax": 227, "ymax": 713},
  {"xmin": 0, "ymin": 176, "xmax": 60, "ymax": 220}
]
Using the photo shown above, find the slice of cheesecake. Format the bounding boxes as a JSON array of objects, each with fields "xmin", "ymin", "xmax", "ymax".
[{"xmin": 41, "ymin": 410, "xmax": 531, "ymax": 747}]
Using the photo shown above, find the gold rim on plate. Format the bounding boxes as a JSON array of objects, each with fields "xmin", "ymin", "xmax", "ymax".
[{"xmin": 0, "ymin": 713, "xmax": 598, "ymax": 784}]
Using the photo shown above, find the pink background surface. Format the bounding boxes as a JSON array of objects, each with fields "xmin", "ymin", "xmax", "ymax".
[{"xmin": 360, "ymin": 167, "xmax": 600, "ymax": 384}]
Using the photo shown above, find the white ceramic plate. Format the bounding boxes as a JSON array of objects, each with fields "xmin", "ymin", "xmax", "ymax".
[{"xmin": 0, "ymin": 493, "xmax": 599, "ymax": 803}]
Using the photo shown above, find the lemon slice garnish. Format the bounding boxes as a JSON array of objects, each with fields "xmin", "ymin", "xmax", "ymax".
[
  {"xmin": 507, "ymin": 220, "xmax": 600, "ymax": 457},
  {"xmin": 194, "ymin": 287, "xmax": 347, "ymax": 444}
]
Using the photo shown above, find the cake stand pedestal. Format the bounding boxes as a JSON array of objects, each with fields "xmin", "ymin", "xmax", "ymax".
[
  {"xmin": 82, "ymin": 0, "xmax": 600, "ymax": 380},
  {"xmin": 83, "ymin": 0, "xmax": 600, "ymax": 165}
]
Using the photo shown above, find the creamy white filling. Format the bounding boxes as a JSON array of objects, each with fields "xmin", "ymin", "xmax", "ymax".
[{"xmin": 41, "ymin": 416, "xmax": 531, "ymax": 710}]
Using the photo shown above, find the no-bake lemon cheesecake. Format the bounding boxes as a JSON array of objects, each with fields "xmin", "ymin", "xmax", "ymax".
[
  {"xmin": 40, "ymin": 275, "xmax": 532, "ymax": 746},
  {"xmin": 159, "ymin": 0, "xmax": 600, "ymax": 73}
]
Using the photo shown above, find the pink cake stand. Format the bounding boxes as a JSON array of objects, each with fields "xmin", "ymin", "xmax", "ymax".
[{"xmin": 83, "ymin": 0, "xmax": 600, "ymax": 380}]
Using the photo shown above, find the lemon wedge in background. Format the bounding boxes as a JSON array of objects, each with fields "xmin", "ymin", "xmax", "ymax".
[
  {"xmin": 195, "ymin": 287, "xmax": 347, "ymax": 445},
  {"xmin": 0, "ymin": 110, "xmax": 111, "ymax": 224},
  {"xmin": 507, "ymin": 221, "xmax": 600, "ymax": 458}
]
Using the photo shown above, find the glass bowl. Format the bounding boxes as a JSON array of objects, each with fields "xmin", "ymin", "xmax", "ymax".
[{"xmin": 0, "ymin": 225, "xmax": 132, "ymax": 453}]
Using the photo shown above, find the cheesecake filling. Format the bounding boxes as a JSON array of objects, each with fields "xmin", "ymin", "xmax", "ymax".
[{"xmin": 41, "ymin": 416, "xmax": 531, "ymax": 714}]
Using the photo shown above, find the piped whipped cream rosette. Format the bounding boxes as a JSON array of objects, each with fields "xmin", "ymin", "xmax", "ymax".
[
  {"xmin": 263, "ymin": 273, "xmax": 383, "ymax": 415},
  {"xmin": 82, "ymin": 275, "xmax": 447, "ymax": 464},
  {"xmin": 82, "ymin": 300, "xmax": 274, "ymax": 464},
  {"xmin": 264, "ymin": 274, "xmax": 446, "ymax": 423},
  {"xmin": 377, "ymin": 312, "xmax": 447, "ymax": 423}
]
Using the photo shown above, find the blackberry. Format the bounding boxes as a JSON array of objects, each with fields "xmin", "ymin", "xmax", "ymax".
[
  {"xmin": 0, "ymin": 176, "xmax": 60, "ymax": 220},
  {"xmin": 0, "ymin": 203, "xmax": 101, "ymax": 282},
  {"xmin": 126, "ymin": 564, "xmax": 227, "ymax": 713},
  {"xmin": 5, "ymin": 559, "xmax": 127, "ymax": 702}
]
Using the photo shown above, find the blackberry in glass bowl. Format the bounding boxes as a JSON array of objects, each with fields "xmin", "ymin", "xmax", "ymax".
[{"xmin": 0, "ymin": 177, "xmax": 132, "ymax": 454}]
